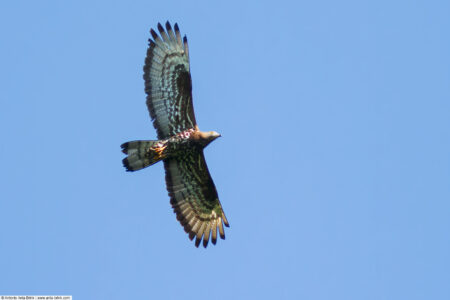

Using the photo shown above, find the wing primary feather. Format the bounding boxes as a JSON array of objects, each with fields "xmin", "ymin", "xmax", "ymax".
[
  {"xmin": 219, "ymin": 219, "xmax": 225, "ymax": 239},
  {"xmin": 120, "ymin": 142, "xmax": 129, "ymax": 154},
  {"xmin": 202, "ymin": 222, "xmax": 211, "ymax": 248},
  {"xmin": 165, "ymin": 21, "xmax": 172, "ymax": 31},
  {"xmin": 157, "ymin": 23, "xmax": 170, "ymax": 44},
  {"xmin": 183, "ymin": 35, "xmax": 189, "ymax": 58},
  {"xmin": 165, "ymin": 21, "xmax": 176, "ymax": 43},
  {"xmin": 195, "ymin": 236, "xmax": 201, "ymax": 247},
  {"xmin": 157, "ymin": 22, "xmax": 164, "ymax": 33},
  {"xmin": 196, "ymin": 222, "xmax": 206, "ymax": 241},
  {"xmin": 150, "ymin": 29, "xmax": 159, "ymax": 41},
  {"xmin": 211, "ymin": 220, "xmax": 217, "ymax": 244},
  {"xmin": 222, "ymin": 212, "xmax": 230, "ymax": 227},
  {"xmin": 174, "ymin": 23, "xmax": 182, "ymax": 46},
  {"xmin": 150, "ymin": 28, "xmax": 166, "ymax": 50}
]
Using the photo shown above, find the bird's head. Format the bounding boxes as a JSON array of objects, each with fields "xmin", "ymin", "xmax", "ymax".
[
  {"xmin": 209, "ymin": 131, "xmax": 221, "ymax": 139},
  {"xmin": 200, "ymin": 131, "xmax": 221, "ymax": 147}
]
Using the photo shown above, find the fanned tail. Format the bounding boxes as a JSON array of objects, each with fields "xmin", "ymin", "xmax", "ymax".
[{"xmin": 121, "ymin": 140, "xmax": 168, "ymax": 171}]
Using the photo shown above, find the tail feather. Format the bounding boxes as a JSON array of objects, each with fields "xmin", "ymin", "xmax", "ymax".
[{"xmin": 121, "ymin": 140, "xmax": 167, "ymax": 171}]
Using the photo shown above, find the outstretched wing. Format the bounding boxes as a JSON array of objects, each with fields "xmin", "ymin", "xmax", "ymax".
[
  {"xmin": 164, "ymin": 149, "xmax": 229, "ymax": 248},
  {"xmin": 144, "ymin": 22, "xmax": 197, "ymax": 139}
]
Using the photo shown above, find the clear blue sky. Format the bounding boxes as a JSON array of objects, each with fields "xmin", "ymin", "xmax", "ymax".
[{"xmin": 1, "ymin": 0, "xmax": 449, "ymax": 299}]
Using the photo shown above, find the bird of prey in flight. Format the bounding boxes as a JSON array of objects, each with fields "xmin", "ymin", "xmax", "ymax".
[{"xmin": 121, "ymin": 22, "xmax": 229, "ymax": 248}]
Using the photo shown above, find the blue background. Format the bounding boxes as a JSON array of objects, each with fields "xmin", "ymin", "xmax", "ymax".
[{"xmin": 1, "ymin": 0, "xmax": 449, "ymax": 299}]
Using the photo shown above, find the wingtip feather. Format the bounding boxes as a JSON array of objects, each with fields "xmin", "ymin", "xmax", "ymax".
[
  {"xmin": 222, "ymin": 213, "xmax": 230, "ymax": 227},
  {"xmin": 219, "ymin": 219, "xmax": 225, "ymax": 239},
  {"xmin": 122, "ymin": 158, "xmax": 133, "ymax": 172},
  {"xmin": 211, "ymin": 220, "xmax": 217, "ymax": 244},
  {"xmin": 121, "ymin": 142, "xmax": 129, "ymax": 154},
  {"xmin": 157, "ymin": 22, "xmax": 164, "ymax": 33},
  {"xmin": 195, "ymin": 236, "xmax": 201, "ymax": 248},
  {"xmin": 150, "ymin": 28, "xmax": 159, "ymax": 40}
]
